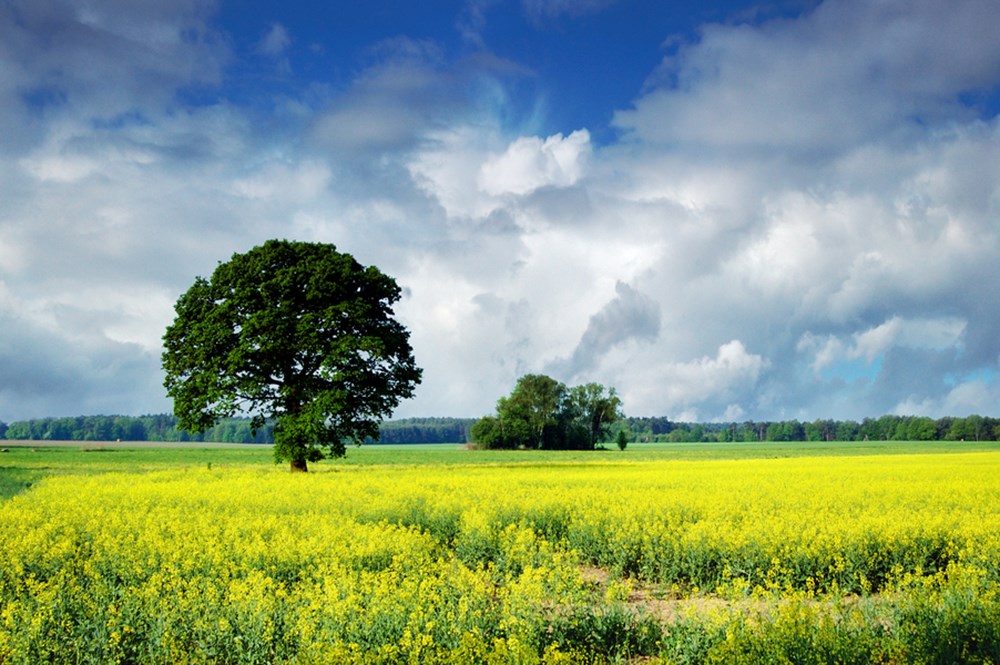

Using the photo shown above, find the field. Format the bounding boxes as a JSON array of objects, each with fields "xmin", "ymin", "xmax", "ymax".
[{"xmin": 1, "ymin": 441, "xmax": 999, "ymax": 663}]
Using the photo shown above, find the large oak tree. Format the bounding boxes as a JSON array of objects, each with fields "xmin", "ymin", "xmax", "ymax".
[{"xmin": 162, "ymin": 240, "xmax": 422, "ymax": 471}]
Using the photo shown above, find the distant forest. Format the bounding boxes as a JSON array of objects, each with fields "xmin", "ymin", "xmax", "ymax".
[
  {"xmin": 0, "ymin": 415, "xmax": 474, "ymax": 445},
  {"xmin": 2, "ymin": 413, "xmax": 999, "ymax": 444},
  {"xmin": 628, "ymin": 414, "xmax": 999, "ymax": 443}
]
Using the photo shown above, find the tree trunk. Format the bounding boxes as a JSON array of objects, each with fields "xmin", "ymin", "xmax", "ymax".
[{"xmin": 290, "ymin": 458, "xmax": 308, "ymax": 473}]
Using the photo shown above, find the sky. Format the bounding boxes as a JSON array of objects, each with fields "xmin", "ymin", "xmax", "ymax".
[{"xmin": 2, "ymin": 0, "xmax": 1000, "ymax": 424}]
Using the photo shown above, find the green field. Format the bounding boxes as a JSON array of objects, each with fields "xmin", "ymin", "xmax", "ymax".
[
  {"xmin": 2, "ymin": 440, "xmax": 999, "ymax": 663},
  {"xmin": 4, "ymin": 437, "xmax": 998, "ymax": 484}
]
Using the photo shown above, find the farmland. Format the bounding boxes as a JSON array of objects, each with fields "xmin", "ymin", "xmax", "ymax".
[{"xmin": 1, "ymin": 442, "xmax": 999, "ymax": 663}]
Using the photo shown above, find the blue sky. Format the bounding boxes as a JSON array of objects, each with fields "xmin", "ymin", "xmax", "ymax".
[
  {"xmin": 2, "ymin": 0, "xmax": 1000, "ymax": 423},
  {"xmin": 209, "ymin": 0, "xmax": 813, "ymax": 141}
]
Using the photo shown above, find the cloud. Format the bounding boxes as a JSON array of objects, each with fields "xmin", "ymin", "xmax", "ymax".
[
  {"xmin": 258, "ymin": 22, "xmax": 291, "ymax": 57},
  {"xmin": 622, "ymin": 341, "xmax": 769, "ymax": 422},
  {"xmin": 308, "ymin": 38, "xmax": 530, "ymax": 159},
  {"xmin": 406, "ymin": 128, "xmax": 591, "ymax": 219},
  {"xmin": 893, "ymin": 378, "xmax": 1000, "ymax": 419},
  {"xmin": 522, "ymin": 0, "xmax": 620, "ymax": 24},
  {"xmin": 457, "ymin": 0, "xmax": 499, "ymax": 47},
  {"xmin": 553, "ymin": 281, "xmax": 660, "ymax": 379},
  {"xmin": 3, "ymin": 0, "xmax": 228, "ymax": 121},
  {"xmin": 799, "ymin": 316, "xmax": 968, "ymax": 374},
  {"xmin": 614, "ymin": 0, "xmax": 1000, "ymax": 153},
  {"xmin": 2, "ymin": 0, "xmax": 1000, "ymax": 424},
  {"xmin": 478, "ymin": 129, "xmax": 590, "ymax": 196},
  {"xmin": 0, "ymin": 293, "xmax": 169, "ymax": 418}
]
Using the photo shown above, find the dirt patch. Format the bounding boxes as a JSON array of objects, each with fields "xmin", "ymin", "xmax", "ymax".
[
  {"xmin": 580, "ymin": 565, "xmax": 890, "ymax": 625},
  {"xmin": 630, "ymin": 593, "xmax": 736, "ymax": 623}
]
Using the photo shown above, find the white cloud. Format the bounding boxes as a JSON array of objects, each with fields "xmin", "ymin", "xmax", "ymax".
[
  {"xmin": 231, "ymin": 160, "xmax": 332, "ymax": 202},
  {"xmin": 406, "ymin": 128, "xmax": 591, "ymax": 220},
  {"xmin": 612, "ymin": 340, "xmax": 768, "ymax": 420},
  {"xmin": 800, "ymin": 316, "xmax": 967, "ymax": 375},
  {"xmin": 667, "ymin": 340, "xmax": 768, "ymax": 403},
  {"xmin": 614, "ymin": 0, "xmax": 1000, "ymax": 152},
  {"xmin": 894, "ymin": 379, "xmax": 1000, "ymax": 419},
  {"xmin": 259, "ymin": 22, "xmax": 291, "ymax": 56},
  {"xmin": 478, "ymin": 129, "xmax": 590, "ymax": 196},
  {"xmin": 407, "ymin": 125, "xmax": 505, "ymax": 219}
]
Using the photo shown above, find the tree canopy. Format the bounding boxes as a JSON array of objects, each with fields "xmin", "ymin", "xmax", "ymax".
[
  {"xmin": 162, "ymin": 240, "xmax": 422, "ymax": 471},
  {"xmin": 471, "ymin": 375, "xmax": 623, "ymax": 450}
]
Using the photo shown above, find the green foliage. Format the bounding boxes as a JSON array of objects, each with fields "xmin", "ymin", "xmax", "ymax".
[
  {"xmin": 546, "ymin": 605, "xmax": 661, "ymax": 662},
  {"xmin": 470, "ymin": 415, "xmax": 505, "ymax": 449},
  {"xmin": 471, "ymin": 375, "xmax": 623, "ymax": 450},
  {"xmin": 373, "ymin": 417, "xmax": 475, "ymax": 444},
  {"xmin": 569, "ymin": 383, "xmax": 623, "ymax": 449},
  {"xmin": 11, "ymin": 412, "xmax": 1000, "ymax": 450},
  {"xmin": 0, "ymin": 468, "xmax": 42, "ymax": 501},
  {"xmin": 2, "ymin": 415, "xmax": 474, "ymax": 445},
  {"xmin": 162, "ymin": 240, "xmax": 421, "ymax": 470},
  {"xmin": 500, "ymin": 374, "xmax": 567, "ymax": 450},
  {"xmin": 626, "ymin": 414, "xmax": 1000, "ymax": 444},
  {"xmin": 3, "ymin": 414, "xmax": 272, "ymax": 443},
  {"xmin": 895, "ymin": 573, "xmax": 1000, "ymax": 664},
  {"xmin": 616, "ymin": 429, "xmax": 628, "ymax": 451}
]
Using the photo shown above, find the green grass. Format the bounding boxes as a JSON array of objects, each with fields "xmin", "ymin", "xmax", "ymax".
[
  {"xmin": 2, "ymin": 438, "xmax": 998, "ymax": 501},
  {"xmin": 0, "ymin": 467, "xmax": 45, "ymax": 501}
]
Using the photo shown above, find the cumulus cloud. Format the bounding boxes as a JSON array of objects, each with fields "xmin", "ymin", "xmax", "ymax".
[
  {"xmin": 893, "ymin": 378, "xmax": 1000, "ymax": 419},
  {"xmin": 574, "ymin": 0, "xmax": 1000, "ymax": 419},
  {"xmin": 615, "ymin": 0, "xmax": 1000, "ymax": 153},
  {"xmin": 621, "ymin": 341, "xmax": 769, "ymax": 422},
  {"xmin": 2, "ymin": 0, "xmax": 1000, "ymax": 423},
  {"xmin": 553, "ymin": 281, "xmax": 660, "ymax": 379},
  {"xmin": 407, "ymin": 128, "xmax": 591, "ymax": 219},
  {"xmin": 478, "ymin": 130, "xmax": 590, "ymax": 196},
  {"xmin": 799, "ymin": 316, "xmax": 968, "ymax": 375},
  {"xmin": 0, "ymin": 295, "xmax": 169, "ymax": 418}
]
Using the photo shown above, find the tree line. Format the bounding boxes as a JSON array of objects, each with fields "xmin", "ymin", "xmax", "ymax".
[
  {"xmin": 2, "ymin": 415, "xmax": 273, "ymax": 443},
  {"xmin": 0, "ymin": 415, "xmax": 474, "ymax": 445},
  {"xmin": 377, "ymin": 417, "xmax": 475, "ymax": 444},
  {"xmin": 3, "ymin": 412, "xmax": 999, "ymax": 445},
  {"xmin": 626, "ymin": 414, "xmax": 1000, "ymax": 443}
]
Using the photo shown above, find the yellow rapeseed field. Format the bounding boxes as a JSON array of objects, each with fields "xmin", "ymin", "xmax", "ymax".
[{"xmin": 1, "ymin": 451, "xmax": 998, "ymax": 663}]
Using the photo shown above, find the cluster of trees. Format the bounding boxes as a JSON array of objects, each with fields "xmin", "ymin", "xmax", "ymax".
[
  {"xmin": 627, "ymin": 414, "xmax": 1000, "ymax": 443},
  {"xmin": 470, "ymin": 375, "xmax": 623, "ymax": 450}
]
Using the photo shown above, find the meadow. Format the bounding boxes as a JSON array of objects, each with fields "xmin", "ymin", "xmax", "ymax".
[{"xmin": 1, "ymin": 441, "xmax": 999, "ymax": 663}]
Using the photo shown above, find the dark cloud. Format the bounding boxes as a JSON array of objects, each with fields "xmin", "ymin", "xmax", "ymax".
[
  {"xmin": 552, "ymin": 281, "xmax": 660, "ymax": 380},
  {"xmin": 0, "ymin": 311, "xmax": 167, "ymax": 420},
  {"xmin": 2, "ymin": 0, "xmax": 228, "ymax": 119}
]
